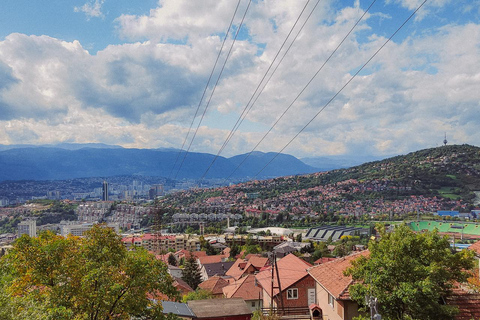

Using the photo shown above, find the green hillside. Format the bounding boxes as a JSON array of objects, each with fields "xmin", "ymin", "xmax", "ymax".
[{"xmin": 161, "ymin": 145, "xmax": 480, "ymax": 220}]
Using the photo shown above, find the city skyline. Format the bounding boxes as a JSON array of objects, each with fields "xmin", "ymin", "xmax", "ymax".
[{"xmin": 0, "ymin": 0, "xmax": 479, "ymax": 159}]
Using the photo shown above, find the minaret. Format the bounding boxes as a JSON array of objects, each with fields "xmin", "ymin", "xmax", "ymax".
[{"xmin": 443, "ymin": 133, "xmax": 448, "ymax": 146}]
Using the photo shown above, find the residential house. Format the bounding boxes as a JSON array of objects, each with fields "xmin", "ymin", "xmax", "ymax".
[
  {"xmin": 273, "ymin": 241, "xmax": 311, "ymax": 258},
  {"xmin": 307, "ymin": 251, "xmax": 369, "ymax": 320},
  {"xmin": 173, "ymin": 277, "xmax": 194, "ymax": 297},
  {"xmin": 198, "ymin": 276, "xmax": 230, "ymax": 298},
  {"xmin": 255, "ymin": 253, "xmax": 315, "ymax": 310},
  {"xmin": 199, "ymin": 261, "xmax": 235, "ymax": 281},
  {"xmin": 226, "ymin": 255, "xmax": 270, "ymax": 280},
  {"xmin": 223, "ymin": 274, "xmax": 263, "ymax": 312},
  {"xmin": 168, "ymin": 265, "xmax": 183, "ymax": 279},
  {"xmin": 175, "ymin": 249, "xmax": 207, "ymax": 262}
]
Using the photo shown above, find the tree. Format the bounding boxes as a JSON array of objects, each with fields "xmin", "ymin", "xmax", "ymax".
[
  {"xmin": 181, "ymin": 289, "xmax": 213, "ymax": 302},
  {"xmin": 0, "ymin": 225, "xmax": 179, "ymax": 320},
  {"xmin": 345, "ymin": 224, "xmax": 475, "ymax": 320},
  {"xmin": 182, "ymin": 252, "xmax": 202, "ymax": 290},
  {"xmin": 168, "ymin": 253, "xmax": 177, "ymax": 266}
]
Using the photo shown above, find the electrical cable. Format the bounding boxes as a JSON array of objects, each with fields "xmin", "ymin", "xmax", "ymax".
[
  {"xmin": 200, "ymin": 0, "xmax": 321, "ymax": 180},
  {"xmin": 174, "ymin": 0, "xmax": 253, "ymax": 180},
  {"xmin": 226, "ymin": 0, "xmax": 379, "ymax": 181},
  {"xmin": 253, "ymin": 0, "xmax": 428, "ymax": 179},
  {"xmin": 169, "ymin": 0, "xmax": 242, "ymax": 179}
]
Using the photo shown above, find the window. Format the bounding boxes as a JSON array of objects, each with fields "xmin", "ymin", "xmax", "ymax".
[
  {"xmin": 251, "ymin": 301, "xmax": 256, "ymax": 307},
  {"xmin": 287, "ymin": 288, "xmax": 298, "ymax": 300},
  {"xmin": 328, "ymin": 293, "xmax": 335, "ymax": 308}
]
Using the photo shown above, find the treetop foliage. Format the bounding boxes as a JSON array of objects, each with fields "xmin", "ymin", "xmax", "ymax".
[
  {"xmin": 0, "ymin": 225, "xmax": 179, "ymax": 320},
  {"xmin": 345, "ymin": 224, "xmax": 475, "ymax": 320}
]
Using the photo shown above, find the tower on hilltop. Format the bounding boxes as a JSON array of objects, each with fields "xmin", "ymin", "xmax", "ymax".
[{"xmin": 443, "ymin": 133, "xmax": 448, "ymax": 146}]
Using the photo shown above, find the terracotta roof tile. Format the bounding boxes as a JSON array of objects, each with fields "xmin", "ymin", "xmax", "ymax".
[
  {"xmin": 255, "ymin": 254, "xmax": 312, "ymax": 297},
  {"xmin": 222, "ymin": 274, "xmax": 262, "ymax": 301},
  {"xmin": 248, "ymin": 256, "xmax": 269, "ymax": 269},
  {"xmin": 198, "ymin": 276, "xmax": 229, "ymax": 295},
  {"xmin": 446, "ymin": 286, "xmax": 480, "ymax": 320},
  {"xmin": 197, "ymin": 255, "xmax": 225, "ymax": 265},
  {"xmin": 468, "ymin": 240, "xmax": 480, "ymax": 255},
  {"xmin": 308, "ymin": 251, "xmax": 369, "ymax": 299}
]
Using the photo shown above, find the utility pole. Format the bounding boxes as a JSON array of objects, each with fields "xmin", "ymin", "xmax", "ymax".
[
  {"xmin": 274, "ymin": 252, "xmax": 285, "ymax": 314},
  {"xmin": 268, "ymin": 252, "xmax": 284, "ymax": 315}
]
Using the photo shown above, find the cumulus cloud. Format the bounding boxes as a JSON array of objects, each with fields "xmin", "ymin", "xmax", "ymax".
[
  {"xmin": 0, "ymin": 0, "xmax": 479, "ymax": 159},
  {"xmin": 74, "ymin": 0, "xmax": 106, "ymax": 19}
]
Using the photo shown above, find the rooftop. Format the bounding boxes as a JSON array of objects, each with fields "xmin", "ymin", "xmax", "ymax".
[{"xmin": 307, "ymin": 251, "xmax": 369, "ymax": 300}]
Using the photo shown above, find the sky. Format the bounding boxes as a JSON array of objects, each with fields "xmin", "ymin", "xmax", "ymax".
[{"xmin": 0, "ymin": 0, "xmax": 479, "ymax": 159}]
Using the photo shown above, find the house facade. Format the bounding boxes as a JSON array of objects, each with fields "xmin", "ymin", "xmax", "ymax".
[{"xmin": 307, "ymin": 251, "xmax": 368, "ymax": 320}]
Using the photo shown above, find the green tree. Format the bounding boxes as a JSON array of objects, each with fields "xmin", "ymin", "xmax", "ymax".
[
  {"xmin": 0, "ymin": 225, "xmax": 179, "ymax": 320},
  {"xmin": 229, "ymin": 243, "xmax": 241, "ymax": 259},
  {"xmin": 168, "ymin": 253, "xmax": 177, "ymax": 266},
  {"xmin": 182, "ymin": 253, "xmax": 202, "ymax": 290},
  {"xmin": 345, "ymin": 224, "xmax": 475, "ymax": 320},
  {"xmin": 181, "ymin": 289, "xmax": 213, "ymax": 302}
]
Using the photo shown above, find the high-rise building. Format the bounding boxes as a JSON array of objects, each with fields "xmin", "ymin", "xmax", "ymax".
[
  {"xmin": 149, "ymin": 184, "xmax": 164, "ymax": 199},
  {"xmin": 18, "ymin": 220, "xmax": 36, "ymax": 237},
  {"xmin": 102, "ymin": 180, "xmax": 109, "ymax": 201}
]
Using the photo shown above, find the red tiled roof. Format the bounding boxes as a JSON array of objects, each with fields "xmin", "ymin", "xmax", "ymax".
[
  {"xmin": 446, "ymin": 286, "xmax": 480, "ymax": 320},
  {"xmin": 197, "ymin": 255, "xmax": 225, "ymax": 265},
  {"xmin": 175, "ymin": 250, "xmax": 207, "ymax": 259},
  {"xmin": 468, "ymin": 241, "xmax": 480, "ymax": 255},
  {"xmin": 222, "ymin": 274, "xmax": 262, "ymax": 301},
  {"xmin": 308, "ymin": 251, "xmax": 369, "ymax": 300},
  {"xmin": 248, "ymin": 256, "xmax": 270, "ymax": 269},
  {"xmin": 198, "ymin": 276, "xmax": 229, "ymax": 295},
  {"xmin": 314, "ymin": 257, "xmax": 336, "ymax": 265},
  {"xmin": 255, "ymin": 253, "xmax": 312, "ymax": 297},
  {"xmin": 226, "ymin": 258, "xmax": 249, "ymax": 279},
  {"xmin": 173, "ymin": 277, "xmax": 194, "ymax": 295}
]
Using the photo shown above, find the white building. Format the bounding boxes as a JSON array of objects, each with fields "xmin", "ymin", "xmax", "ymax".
[
  {"xmin": 18, "ymin": 220, "xmax": 37, "ymax": 237},
  {"xmin": 61, "ymin": 222, "xmax": 119, "ymax": 237}
]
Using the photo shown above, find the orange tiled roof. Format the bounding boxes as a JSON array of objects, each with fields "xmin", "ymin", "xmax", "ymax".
[
  {"xmin": 175, "ymin": 250, "xmax": 207, "ymax": 259},
  {"xmin": 197, "ymin": 255, "xmax": 225, "ymax": 265},
  {"xmin": 446, "ymin": 285, "xmax": 480, "ymax": 320},
  {"xmin": 308, "ymin": 251, "xmax": 369, "ymax": 300},
  {"xmin": 468, "ymin": 241, "xmax": 480, "ymax": 255},
  {"xmin": 222, "ymin": 274, "xmax": 262, "ymax": 301},
  {"xmin": 198, "ymin": 276, "xmax": 229, "ymax": 295},
  {"xmin": 248, "ymin": 255, "xmax": 269, "ymax": 269},
  {"xmin": 226, "ymin": 258, "xmax": 249, "ymax": 279},
  {"xmin": 255, "ymin": 253, "xmax": 312, "ymax": 297}
]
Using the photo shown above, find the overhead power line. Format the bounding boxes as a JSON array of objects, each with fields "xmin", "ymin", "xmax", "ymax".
[
  {"xmin": 253, "ymin": 0, "xmax": 428, "ymax": 179},
  {"xmin": 200, "ymin": 0, "xmax": 321, "ymax": 180},
  {"xmin": 226, "ymin": 0, "xmax": 379, "ymax": 180},
  {"xmin": 174, "ymin": 0, "xmax": 253, "ymax": 180},
  {"xmin": 169, "ymin": 0, "xmax": 241, "ymax": 179}
]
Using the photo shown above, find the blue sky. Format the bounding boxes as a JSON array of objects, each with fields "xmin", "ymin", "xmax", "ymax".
[{"xmin": 0, "ymin": 0, "xmax": 479, "ymax": 159}]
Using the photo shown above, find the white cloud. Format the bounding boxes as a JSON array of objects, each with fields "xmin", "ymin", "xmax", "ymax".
[
  {"xmin": 0, "ymin": 0, "xmax": 479, "ymax": 159},
  {"xmin": 74, "ymin": 0, "xmax": 106, "ymax": 19}
]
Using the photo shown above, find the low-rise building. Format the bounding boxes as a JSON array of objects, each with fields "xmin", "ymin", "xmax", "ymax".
[{"xmin": 255, "ymin": 254, "xmax": 315, "ymax": 311}]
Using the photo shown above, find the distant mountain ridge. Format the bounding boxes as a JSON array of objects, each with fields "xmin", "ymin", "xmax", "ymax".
[{"xmin": 0, "ymin": 145, "xmax": 320, "ymax": 181}]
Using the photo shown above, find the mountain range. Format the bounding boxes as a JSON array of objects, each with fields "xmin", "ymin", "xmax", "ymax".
[{"xmin": 0, "ymin": 144, "xmax": 334, "ymax": 181}]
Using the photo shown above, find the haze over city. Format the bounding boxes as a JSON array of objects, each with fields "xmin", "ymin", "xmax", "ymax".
[{"xmin": 0, "ymin": 0, "xmax": 479, "ymax": 159}]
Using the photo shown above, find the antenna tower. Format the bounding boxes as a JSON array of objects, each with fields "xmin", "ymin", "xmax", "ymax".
[{"xmin": 443, "ymin": 133, "xmax": 448, "ymax": 146}]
